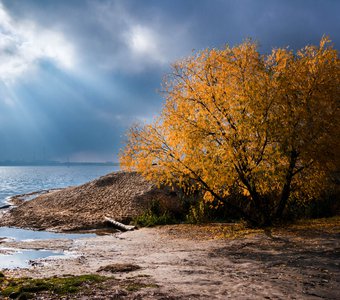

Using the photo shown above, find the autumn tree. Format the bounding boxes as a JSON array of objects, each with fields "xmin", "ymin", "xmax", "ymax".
[{"xmin": 120, "ymin": 37, "xmax": 339, "ymax": 226}]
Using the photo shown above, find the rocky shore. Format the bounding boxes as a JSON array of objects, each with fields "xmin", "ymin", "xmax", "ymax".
[{"xmin": 0, "ymin": 171, "xmax": 179, "ymax": 232}]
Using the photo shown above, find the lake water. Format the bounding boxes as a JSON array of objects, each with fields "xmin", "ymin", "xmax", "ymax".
[
  {"xmin": 0, "ymin": 227, "xmax": 96, "ymax": 241},
  {"xmin": 0, "ymin": 249, "xmax": 64, "ymax": 269},
  {"xmin": 0, "ymin": 165, "xmax": 119, "ymax": 206},
  {"xmin": 0, "ymin": 165, "xmax": 118, "ymax": 268}
]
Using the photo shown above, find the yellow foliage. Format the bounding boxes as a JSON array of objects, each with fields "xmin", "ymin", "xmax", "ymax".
[
  {"xmin": 203, "ymin": 191, "xmax": 215, "ymax": 203},
  {"xmin": 120, "ymin": 37, "xmax": 339, "ymax": 225}
]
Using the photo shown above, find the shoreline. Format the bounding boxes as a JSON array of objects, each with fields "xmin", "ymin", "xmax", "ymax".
[
  {"xmin": 5, "ymin": 188, "xmax": 65, "ymax": 206},
  {"xmin": 0, "ymin": 189, "xmax": 65, "ymax": 216}
]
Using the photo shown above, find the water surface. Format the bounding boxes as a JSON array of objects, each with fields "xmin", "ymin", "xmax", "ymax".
[
  {"xmin": 0, "ymin": 165, "xmax": 116, "ymax": 268},
  {"xmin": 0, "ymin": 249, "xmax": 64, "ymax": 269},
  {"xmin": 0, "ymin": 227, "xmax": 96, "ymax": 241},
  {"xmin": 0, "ymin": 165, "xmax": 118, "ymax": 206}
]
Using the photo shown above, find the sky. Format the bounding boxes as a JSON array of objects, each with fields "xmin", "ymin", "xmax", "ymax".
[{"xmin": 0, "ymin": 0, "xmax": 339, "ymax": 162}]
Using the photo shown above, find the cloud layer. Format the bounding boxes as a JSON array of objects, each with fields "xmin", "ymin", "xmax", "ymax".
[
  {"xmin": 0, "ymin": 3, "xmax": 76, "ymax": 83},
  {"xmin": 0, "ymin": 0, "xmax": 339, "ymax": 162}
]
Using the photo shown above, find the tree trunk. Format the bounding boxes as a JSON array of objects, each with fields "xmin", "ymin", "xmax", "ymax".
[
  {"xmin": 275, "ymin": 150, "xmax": 298, "ymax": 219},
  {"xmin": 235, "ymin": 167, "xmax": 267, "ymax": 226}
]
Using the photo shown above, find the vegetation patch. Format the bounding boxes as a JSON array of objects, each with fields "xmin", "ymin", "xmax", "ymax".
[
  {"xmin": 0, "ymin": 274, "xmax": 108, "ymax": 298},
  {"xmin": 133, "ymin": 200, "xmax": 178, "ymax": 227},
  {"xmin": 162, "ymin": 216, "xmax": 340, "ymax": 240},
  {"xmin": 0, "ymin": 272, "xmax": 161, "ymax": 299},
  {"xmin": 0, "ymin": 272, "xmax": 5, "ymax": 284},
  {"xmin": 134, "ymin": 210, "xmax": 176, "ymax": 227}
]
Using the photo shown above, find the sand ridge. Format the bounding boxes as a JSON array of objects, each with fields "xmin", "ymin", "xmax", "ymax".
[{"xmin": 0, "ymin": 171, "xmax": 178, "ymax": 231}]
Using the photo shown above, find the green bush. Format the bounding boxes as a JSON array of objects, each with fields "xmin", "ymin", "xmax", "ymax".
[
  {"xmin": 186, "ymin": 200, "xmax": 208, "ymax": 224},
  {"xmin": 134, "ymin": 210, "xmax": 176, "ymax": 227},
  {"xmin": 0, "ymin": 271, "xmax": 5, "ymax": 281},
  {"xmin": 133, "ymin": 200, "xmax": 177, "ymax": 227},
  {"xmin": 283, "ymin": 191, "xmax": 340, "ymax": 221}
]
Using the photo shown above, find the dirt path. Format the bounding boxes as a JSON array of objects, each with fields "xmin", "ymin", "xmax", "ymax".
[{"xmin": 2, "ymin": 224, "xmax": 339, "ymax": 299}]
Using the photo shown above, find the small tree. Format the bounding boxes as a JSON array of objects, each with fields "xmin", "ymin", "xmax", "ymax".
[{"xmin": 120, "ymin": 37, "xmax": 339, "ymax": 226}]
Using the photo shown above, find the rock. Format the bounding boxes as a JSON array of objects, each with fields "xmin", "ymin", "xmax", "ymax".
[
  {"xmin": 97, "ymin": 263, "xmax": 141, "ymax": 273},
  {"xmin": 0, "ymin": 204, "xmax": 11, "ymax": 210}
]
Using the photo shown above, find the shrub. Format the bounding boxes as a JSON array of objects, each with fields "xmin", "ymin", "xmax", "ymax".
[{"xmin": 133, "ymin": 200, "xmax": 177, "ymax": 227}]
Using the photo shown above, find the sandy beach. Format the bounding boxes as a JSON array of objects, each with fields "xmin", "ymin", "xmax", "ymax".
[{"xmin": 1, "ymin": 221, "xmax": 339, "ymax": 299}]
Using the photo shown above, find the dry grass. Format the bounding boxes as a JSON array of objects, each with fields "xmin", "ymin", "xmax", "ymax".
[
  {"xmin": 162, "ymin": 222, "xmax": 262, "ymax": 240},
  {"xmin": 161, "ymin": 216, "xmax": 340, "ymax": 240}
]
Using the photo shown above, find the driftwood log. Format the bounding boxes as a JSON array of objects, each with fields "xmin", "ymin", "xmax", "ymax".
[
  {"xmin": 104, "ymin": 217, "xmax": 136, "ymax": 231},
  {"xmin": 0, "ymin": 205, "xmax": 11, "ymax": 210}
]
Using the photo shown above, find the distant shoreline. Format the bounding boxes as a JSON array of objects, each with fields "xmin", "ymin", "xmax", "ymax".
[{"xmin": 0, "ymin": 161, "xmax": 119, "ymax": 167}]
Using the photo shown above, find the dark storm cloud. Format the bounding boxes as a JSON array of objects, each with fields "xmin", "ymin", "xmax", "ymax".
[
  {"xmin": 0, "ymin": 0, "xmax": 339, "ymax": 162},
  {"xmin": 3, "ymin": 0, "xmax": 340, "ymax": 59}
]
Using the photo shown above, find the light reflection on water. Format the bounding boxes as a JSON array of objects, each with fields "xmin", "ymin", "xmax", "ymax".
[
  {"xmin": 0, "ymin": 228, "xmax": 94, "ymax": 269},
  {"xmin": 0, "ymin": 249, "xmax": 64, "ymax": 269},
  {"xmin": 0, "ymin": 227, "xmax": 96, "ymax": 270}
]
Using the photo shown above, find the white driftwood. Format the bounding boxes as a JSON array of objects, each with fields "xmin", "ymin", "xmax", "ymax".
[{"xmin": 104, "ymin": 217, "xmax": 136, "ymax": 231}]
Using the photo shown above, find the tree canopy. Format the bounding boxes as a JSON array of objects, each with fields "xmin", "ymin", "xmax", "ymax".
[{"xmin": 120, "ymin": 37, "xmax": 339, "ymax": 226}]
